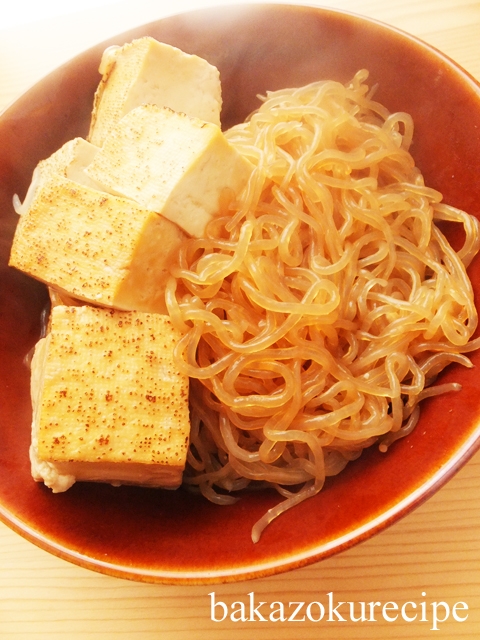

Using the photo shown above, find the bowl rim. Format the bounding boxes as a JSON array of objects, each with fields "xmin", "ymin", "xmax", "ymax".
[{"xmin": 1, "ymin": 423, "xmax": 479, "ymax": 584}]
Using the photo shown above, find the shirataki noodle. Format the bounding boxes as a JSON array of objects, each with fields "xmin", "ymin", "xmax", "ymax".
[{"xmin": 165, "ymin": 70, "xmax": 480, "ymax": 542}]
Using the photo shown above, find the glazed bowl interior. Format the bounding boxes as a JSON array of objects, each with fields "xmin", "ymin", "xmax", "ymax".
[{"xmin": 1, "ymin": 3, "xmax": 480, "ymax": 584}]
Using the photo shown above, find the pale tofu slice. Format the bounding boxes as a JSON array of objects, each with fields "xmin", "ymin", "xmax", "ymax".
[
  {"xmin": 9, "ymin": 174, "xmax": 186, "ymax": 314},
  {"xmin": 88, "ymin": 37, "xmax": 222, "ymax": 147},
  {"xmin": 85, "ymin": 104, "xmax": 254, "ymax": 237},
  {"xmin": 13, "ymin": 137, "xmax": 101, "ymax": 215},
  {"xmin": 29, "ymin": 305, "xmax": 190, "ymax": 491}
]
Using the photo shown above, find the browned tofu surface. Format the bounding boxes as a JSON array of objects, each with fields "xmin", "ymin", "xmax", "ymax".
[
  {"xmin": 30, "ymin": 306, "xmax": 190, "ymax": 491},
  {"xmin": 9, "ymin": 174, "xmax": 186, "ymax": 314}
]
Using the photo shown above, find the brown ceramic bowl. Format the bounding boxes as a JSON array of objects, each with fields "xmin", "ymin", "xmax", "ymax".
[{"xmin": 1, "ymin": 3, "xmax": 480, "ymax": 585}]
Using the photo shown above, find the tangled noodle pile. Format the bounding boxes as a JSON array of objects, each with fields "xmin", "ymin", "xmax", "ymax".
[{"xmin": 165, "ymin": 70, "xmax": 480, "ymax": 541}]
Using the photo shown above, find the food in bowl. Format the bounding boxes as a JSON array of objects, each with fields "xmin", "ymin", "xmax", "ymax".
[
  {"xmin": 7, "ymin": 36, "xmax": 480, "ymax": 544},
  {"xmin": 29, "ymin": 305, "xmax": 190, "ymax": 492}
]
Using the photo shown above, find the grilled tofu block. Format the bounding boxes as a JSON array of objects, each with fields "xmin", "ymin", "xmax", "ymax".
[
  {"xmin": 88, "ymin": 37, "xmax": 222, "ymax": 147},
  {"xmin": 9, "ymin": 174, "xmax": 186, "ymax": 313},
  {"xmin": 14, "ymin": 137, "xmax": 100, "ymax": 215},
  {"xmin": 86, "ymin": 104, "xmax": 254, "ymax": 237},
  {"xmin": 30, "ymin": 305, "xmax": 190, "ymax": 491}
]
